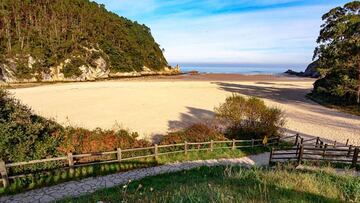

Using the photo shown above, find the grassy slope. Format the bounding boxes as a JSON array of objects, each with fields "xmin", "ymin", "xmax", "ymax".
[{"xmin": 61, "ymin": 166, "xmax": 360, "ymax": 203}]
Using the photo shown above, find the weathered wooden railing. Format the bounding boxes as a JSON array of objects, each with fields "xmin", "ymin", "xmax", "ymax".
[
  {"xmin": 270, "ymin": 134, "xmax": 359, "ymax": 168},
  {"xmin": 0, "ymin": 136, "xmax": 292, "ymax": 188}
]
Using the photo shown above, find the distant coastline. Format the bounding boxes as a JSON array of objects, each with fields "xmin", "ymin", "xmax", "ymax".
[{"xmin": 177, "ymin": 64, "xmax": 305, "ymax": 75}]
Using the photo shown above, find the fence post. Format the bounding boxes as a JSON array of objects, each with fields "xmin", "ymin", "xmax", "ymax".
[
  {"xmin": 295, "ymin": 143, "xmax": 300, "ymax": 157},
  {"xmin": 251, "ymin": 139, "xmax": 255, "ymax": 148},
  {"xmin": 154, "ymin": 144, "xmax": 158, "ymax": 160},
  {"xmin": 333, "ymin": 141, "xmax": 337, "ymax": 148},
  {"xmin": 351, "ymin": 147, "xmax": 359, "ymax": 168},
  {"xmin": 297, "ymin": 145, "xmax": 304, "ymax": 165},
  {"xmin": 67, "ymin": 152, "xmax": 74, "ymax": 174},
  {"xmin": 315, "ymin": 137, "xmax": 320, "ymax": 148},
  {"xmin": 347, "ymin": 145, "xmax": 353, "ymax": 157},
  {"xmin": 345, "ymin": 139, "xmax": 349, "ymax": 146},
  {"xmin": 184, "ymin": 141, "xmax": 188, "ymax": 155},
  {"xmin": 322, "ymin": 144, "xmax": 328, "ymax": 158},
  {"xmin": 117, "ymin": 148, "xmax": 122, "ymax": 162},
  {"xmin": 294, "ymin": 134, "xmax": 299, "ymax": 145},
  {"xmin": 300, "ymin": 138, "xmax": 304, "ymax": 145},
  {"xmin": 0, "ymin": 160, "xmax": 9, "ymax": 188},
  {"xmin": 232, "ymin": 139, "xmax": 236, "ymax": 150},
  {"xmin": 210, "ymin": 140, "xmax": 214, "ymax": 152},
  {"xmin": 269, "ymin": 148, "xmax": 273, "ymax": 165}
]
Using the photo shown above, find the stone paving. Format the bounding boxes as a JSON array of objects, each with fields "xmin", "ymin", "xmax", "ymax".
[{"xmin": 0, "ymin": 153, "xmax": 270, "ymax": 203}]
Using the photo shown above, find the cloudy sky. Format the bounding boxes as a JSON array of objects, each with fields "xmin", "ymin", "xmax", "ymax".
[{"xmin": 93, "ymin": 0, "xmax": 349, "ymax": 67}]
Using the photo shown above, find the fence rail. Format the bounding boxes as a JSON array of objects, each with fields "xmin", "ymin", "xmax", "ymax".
[
  {"xmin": 270, "ymin": 134, "xmax": 359, "ymax": 168},
  {"xmin": 0, "ymin": 136, "xmax": 285, "ymax": 188}
]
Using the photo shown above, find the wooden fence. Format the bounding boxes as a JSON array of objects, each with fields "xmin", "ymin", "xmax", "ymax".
[
  {"xmin": 0, "ymin": 136, "xmax": 291, "ymax": 189},
  {"xmin": 270, "ymin": 134, "xmax": 359, "ymax": 168}
]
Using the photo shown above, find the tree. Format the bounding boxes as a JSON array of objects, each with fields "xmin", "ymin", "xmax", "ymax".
[{"xmin": 313, "ymin": 1, "xmax": 360, "ymax": 104}]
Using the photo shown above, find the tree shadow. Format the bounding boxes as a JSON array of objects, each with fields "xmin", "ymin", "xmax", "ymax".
[
  {"xmin": 214, "ymin": 82, "xmax": 310, "ymax": 104},
  {"xmin": 168, "ymin": 107, "xmax": 215, "ymax": 132},
  {"xmin": 213, "ymin": 82, "xmax": 360, "ymax": 121},
  {"xmin": 283, "ymin": 128, "xmax": 345, "ymax": 145}
]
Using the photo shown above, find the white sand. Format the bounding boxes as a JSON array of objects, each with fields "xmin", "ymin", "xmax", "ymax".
[{"xmin": 9, "ymin": 80, "xmax": 360, "ymax": 145}]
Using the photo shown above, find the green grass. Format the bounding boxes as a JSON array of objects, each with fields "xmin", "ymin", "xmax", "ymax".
[
  {"xmin": 59, "ymin": 165, "xmax": 360, "ymax": 203},
  {"xmin": 0, "ymin": 146, "xmax": 271, "ymax": 196}
]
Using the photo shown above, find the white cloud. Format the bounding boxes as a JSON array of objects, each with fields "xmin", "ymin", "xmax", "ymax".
[
  {"xmin": 148, "ymin": 5, "xmax": 325, "ymax": 64},
  {"xmin": 93, "ymin": 0, "xmax": 348, "ymax": 65}
]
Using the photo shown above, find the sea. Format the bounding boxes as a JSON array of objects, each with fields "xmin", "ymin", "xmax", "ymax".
[{"xmin": 175, "ymin": 63, "xmax": 306, "ymax": 75}]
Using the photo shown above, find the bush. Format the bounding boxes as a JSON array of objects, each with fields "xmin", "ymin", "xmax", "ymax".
[
  {"xmin": 160, "ymin": 123, "xmax": 227, "ymax": 145},
  {"xmin": 0, "ymin": 88, "xmax": 151, "ymax": 172},
  {"xmin": 215, "ymin": 95, "xmax": 285, "ymax": 139},
  {"xmin": 0, "ymin": 88, "xmax": 64, "ymax": 164},
  {"xmin": 60, "ymin": 127, "xmax": 151, "ymax": 154},
  {"xmin": 62, "ymin": 58, "xmax": 85, "ymax": 78}
]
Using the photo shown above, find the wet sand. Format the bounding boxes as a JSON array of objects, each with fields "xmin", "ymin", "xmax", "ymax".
[{"xmin": 8, "ymin": 74, "xmax": 360, "ymax": 144}]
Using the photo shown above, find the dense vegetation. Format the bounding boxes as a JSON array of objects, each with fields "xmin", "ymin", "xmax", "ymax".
[
  {"xmin": 0, "ymin": 88, "xmax": 151, "ymax": 166},
  {"xmin": 61, "ymin": 166, "xmax": 360, "ymax": 203},
  {"xmin": 0, "ymin": 0, "xmax": 168, "ymax": 79},
  {"xmin": 215, "ymin": 95, "xmax": 285, "ymax": 140},
  {"xmin": 312, "ymin": 1, "xmax": 360, "ymax": 108}
]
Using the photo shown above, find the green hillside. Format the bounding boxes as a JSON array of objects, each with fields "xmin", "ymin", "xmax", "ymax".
[{"xmin": 0, "ymin": 0, "xmax": 169, "ymax": 81}]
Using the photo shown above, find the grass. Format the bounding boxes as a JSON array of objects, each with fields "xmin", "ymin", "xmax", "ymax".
[
  {"xmin": 59, "ymin": 165, "xmax": 360, "ymax": 203},
  {"xmin": 307, "ymin": 93, "xmax": 360, "ymax": 116},
  {"xmin": 0, "ymin": 146, "xmax": 271, "ymax": 196}
]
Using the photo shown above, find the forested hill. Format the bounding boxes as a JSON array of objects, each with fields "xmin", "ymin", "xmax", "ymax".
[{"xmin": 0, "ymin": 0, "xmax": 175, "ymax": 82}]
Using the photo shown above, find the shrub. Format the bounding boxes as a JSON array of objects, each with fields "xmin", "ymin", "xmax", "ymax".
[
  {"xmin": 0, "ymin": 88, "xmax": 150, "ymax": 172},
  {"xmin": 160, "ymin": 123, "xmax": 227, "ymax": 145},
  {"xmin": 215, "ymin": 95, "xmax": 285, "ymax": 139},
  {"xmin": 60, "ymin": 127, "xmax": 151, "ymax": 154},
  {"xmin": 62, "ymin": 58, "xmax": 84, "ymax": 78},
  {"xmin": 0, "ymin": 88, "xmax": 64, "ymax": 164}
]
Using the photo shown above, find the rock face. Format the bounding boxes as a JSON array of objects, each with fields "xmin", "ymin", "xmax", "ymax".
[
  {"xmin": 285, "ymin": 61, "xmax": 320, "ymax": 78},
  {"xmin": 0, "ymin": 51, "xmax": 181, "ymax": 83},
  {"xmin": 303, "ymin": 61, "xmax": 320, "ymax": 77}
]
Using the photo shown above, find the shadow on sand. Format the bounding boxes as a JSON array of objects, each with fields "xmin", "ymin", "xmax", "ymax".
[
  {"xmin": 213, "ymin": 82, "xmax": 359, "ymax": 120},
  {"xmin": 168, "ymin": 107, "xmax": 215, "ymax": 132}
]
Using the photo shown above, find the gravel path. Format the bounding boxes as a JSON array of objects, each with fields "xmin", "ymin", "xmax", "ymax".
[{"xmin": 0, "ymin": 153, "xmax": 269, "ymax": 203}]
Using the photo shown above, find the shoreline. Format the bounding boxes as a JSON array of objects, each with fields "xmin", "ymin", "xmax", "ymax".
[{"xmin": 2, "ymin": 73, "xmax": 315, "ymax": 89}]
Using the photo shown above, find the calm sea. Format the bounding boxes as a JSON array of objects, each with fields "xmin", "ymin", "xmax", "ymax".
[{"xmin": 177, "ymin": 64, "xmax": 306, "ymax": 75}]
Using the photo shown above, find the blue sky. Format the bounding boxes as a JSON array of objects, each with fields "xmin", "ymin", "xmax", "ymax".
[{"xmin": 93, "ymin": 0, "xmax": 349, "ymax": 67}]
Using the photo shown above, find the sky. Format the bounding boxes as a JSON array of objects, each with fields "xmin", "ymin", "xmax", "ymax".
[{"xmin": 93, "ymin": 0, "xmax": 349, "ymax": 67}]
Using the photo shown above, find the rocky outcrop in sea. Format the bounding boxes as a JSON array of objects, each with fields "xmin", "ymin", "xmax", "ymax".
[{"xmin": 285, "ymin": 61, "xmax": 320, "ymax": 78}]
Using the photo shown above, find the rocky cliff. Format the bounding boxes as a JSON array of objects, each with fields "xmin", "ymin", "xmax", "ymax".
[{"xmin": 285, "ymin": 61, "xmax": 320, "ymax": 78}]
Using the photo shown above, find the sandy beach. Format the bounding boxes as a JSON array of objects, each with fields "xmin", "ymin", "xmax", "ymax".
[{"xmin": 8, "ymin": 74, "xmax": 360, "ymax": 145}]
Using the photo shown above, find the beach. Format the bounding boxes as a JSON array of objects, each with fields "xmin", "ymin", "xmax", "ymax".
[{"xmin": 9, "ymin": 74, "xmax": 360, "ymax": 145}]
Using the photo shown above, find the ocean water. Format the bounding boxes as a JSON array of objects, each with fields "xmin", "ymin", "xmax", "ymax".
[{"xmin": 178, "ymin": 64, "xmax": 305, "ymax": 75}]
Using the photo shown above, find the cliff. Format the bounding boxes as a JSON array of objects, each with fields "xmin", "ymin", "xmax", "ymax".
[{"xmin": 285, "ymin": 61, "xmax": 320, "ymax": 78}]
